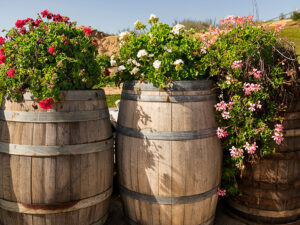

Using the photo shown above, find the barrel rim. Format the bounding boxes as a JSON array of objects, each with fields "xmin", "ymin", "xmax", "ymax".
[
  {"xmin": 3, "ymin": 90, "xmax": 106, "ymax": 102},
  {"xmin": 123, "ymin": 80, "xmax": 213, "ymax": 91}
]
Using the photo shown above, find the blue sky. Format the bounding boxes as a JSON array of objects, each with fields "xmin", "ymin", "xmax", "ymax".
[{"xmin": 0, "ymin": 0, "xmax": 299, "ymax": 35}]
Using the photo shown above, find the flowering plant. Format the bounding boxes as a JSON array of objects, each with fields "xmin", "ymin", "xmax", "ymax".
[
  {"xmin": 207, "ymin": 16, "xmax": 300, "ymax": 195},
  {"xmin": 112, "ymin": 14, "xmax": 210, "ymax": 87},
  {"xmin": 0, "ymin": 10, "xmax": 110, "ymax": 109}
]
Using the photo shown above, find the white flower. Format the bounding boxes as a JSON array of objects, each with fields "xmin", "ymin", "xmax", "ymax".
[
  {"xmin": 119, "ymin": 31, "xmax": 130, "ymax": 41},
  {"xmin": 148, "ymin": 54, "xmax": 154, "ymax": 57},
  {"xmin": 174, "ymin": 59, "xmax": 184, "ymax": 65},
  {"xmin": 132, "ymin": 59, "xmax": 141, "ymax": 67},
  {"xmin": 163, "ymin": 46, "xmax": 172, "ymax": 53},
  {"xmin": 110, "ymin": 56, "xmax": 117, "ymax": 67},
  {"xmin": 130, "ymin": 67, "xmax": 139, "ymax": 75},
  {"xmin": 172, "ymin": 24, "xmax": 185, "ymax": 35},
  {"xmin": 137, "ymin": 49, "xmax": 148, "ymax": 58},
  {"xmin": 117, "ymin": 65, "xmax": 126, "ymax": 72},
  {"xmin": 153, "ymin": 60, "xmax": 161, "ymax": 70},
  {"xmin": 127, "ymin": 58, "xmax": 133, "ymax": 64},
  {"xmin": 148, "ymin": 33, "xmax": 153, "ymax": 38},
  {"xmin": 149, "ymin": 14, "xmax": 158, "ymax": 21}
]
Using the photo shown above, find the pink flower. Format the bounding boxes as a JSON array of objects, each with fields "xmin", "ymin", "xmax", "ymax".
[
  {"xmin": 249, "ymin": 103, "xmax": 256, "ymax": 112},
  {"xmin": 217, "ymin": 127, "xmax": 228, "ymax": 139},
  {"xmin": 53, "ymin": 14, "xmax": 64, "ymax": 22},
  {"xmin": 215, "ymin": 101, "xmax": 227, "ymax": 112},
  {"xmin": 229, "ymin": 146, "xmax": 244, "ymax": 158},
  {"xmin": 7, "ymin": 69, "xmax": 15, "ymax": 77},
  {"xmin": 275, "ymin": 24, "xmax": 283, "ymax": 33},
  {"xmin": 250, "ymin": 83, "xmax": 261, "ymax": 92},
  {"xmin": 226, "ymin": 75, "xmax": 231, "ymax": 84},
  {"xmin": 272, "ymin": 124, "xmax": 284, "ymax": 145},
  {"xmin": 0, "ymin": 48, "xmax": 4, "ymax": 55},
  {"xmin": 48, "ymin": 46, "xmax": 55, "ymax": 54},
  {"xmin": 20, "ymin": 27, "xmax": 26, "ymax": 35},
  {"xmin": 236, "ymin": 163, "xmax": 245, "ymax": 170},
  {"xmin": 227, "ymin": 101, "xmax": 233, "ymax": 110},
  {"xmin": 221, "ymin": 111, "xmax": 232, "ymax": 119},
  {"xmin": 83, "ymin": 27, "xmax": 92, "ymax": 36},
  {"xmin": 39, "ymin": 97, "xmax": 54, "ymax": 110},
  {"xmin": 0, "ymin": 37, "xmax": 5, "ymax": 45},
  {"xmin": 256, "ymin": 101, "xmax": 262, "ymax": 109},
  {"xmin": 33, "ymin": 19, "xmax": 43, "ymax": 27},
  {"xmin": 243, "ymin": 83, "xmax": 261, "ymax": 95},
  {"xmin": 244, "ymin": 142, "xmax": 258, "ymax": 154},
  {"xmin": 217, "ymin": 188, "xmax": 226, "ymax": 196},
  {"xmin": 231, "ymin": 60, "xmax": 243, "ymax": 69}
]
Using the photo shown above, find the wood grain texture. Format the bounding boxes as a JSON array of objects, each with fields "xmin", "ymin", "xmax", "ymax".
[
  {"xmin": 0, "ymin": 90, "xmax": 113, "ymax": 225},
  {"xmin": 228, "ymin": 98, "xmax": 300, "ymax": 224},
  {"xmin": 117, "ymin": 80, "xmax": 222, "ymax": 225}
]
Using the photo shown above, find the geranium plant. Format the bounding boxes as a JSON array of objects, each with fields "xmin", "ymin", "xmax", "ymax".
[
  {"xmin": 0, "ymin": 10, "xmax": 110, "ymax": 109},
  {"xmin": 206, "ymin": 16, "xmax": 300, "ymax": 195},
  {"xmin": 112, "ymin": 14, "xmax": 210, "ymax": 87}
]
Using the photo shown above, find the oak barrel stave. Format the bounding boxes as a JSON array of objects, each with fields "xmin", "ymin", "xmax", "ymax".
[
  {"xmin": 117, "ymin": 80, "xmax": 222, "ymax": 225},
  {"xmin": 0, "ymin": 90, "xmax": 113, "ymax": 225},
  {"xmin": 227, "ymin": 97, "xmax": 300, "ymax": 224}
]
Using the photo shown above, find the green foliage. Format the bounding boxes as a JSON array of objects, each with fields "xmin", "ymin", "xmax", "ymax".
[
  {"xmin": 106, "ymin": 94, "xmax": 121, "ymax": 108},
  {"xmin": 207, "ymin": 24, "xmax": 300, "ymax": 195},
  {"xmin": 291, "ymin": 11, "xmax": 300, "ymax": 21},
  {"xmin": 279, "ymin": 13, "xmax": 285, "ymax": 20},
  {"xmin": 112, "ymin": 15, "xmax": 209, "ymax": 88},
  {"xmin": 0, "ymin": 13, "xmax": 110, "ymax": 102},
  {"xmin": 174, "ymin": 19, "xmax": 211, "ymax": 32}
]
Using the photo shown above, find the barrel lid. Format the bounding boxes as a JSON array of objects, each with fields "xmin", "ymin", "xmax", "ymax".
[{"xmin": 123, "ymin": 80, "xmax": 213, "ymax": 91}]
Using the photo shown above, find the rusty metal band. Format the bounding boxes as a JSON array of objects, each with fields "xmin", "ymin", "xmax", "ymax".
[
  {"xmin": 123, "ymin": 80, "xmax": 213, "ymax": 91},
  {"xmin": 117, "ymin": 124, "xmax": 217, "ymax": 141},
  {"xmin": 23, "ymin": 90, "xmax": 106, "ymax": 101},
  {"xmin": 120, "ymin": 185, "xmax": 218, "ymax": 205},
  {"xmin": 121, "ymin": 92, "xmax": 216, "ymax": 103},
  {"xmin": 91, "ymin": 214, "xmax": 109, "ymax": 225},
  {"xmin": 125, "ymin": 215, "xmax": 215, "ymax": 225},
  {"xmin": 0, "ymin": 137, "xmax": 113, "ymax": 156},
  {"xmin": 0, "ymin": 108, "xmax": 109, "ymax": 123},
  {"xmin": 0, "ymin": 187, "xmax": 112, "ymax": 214}
]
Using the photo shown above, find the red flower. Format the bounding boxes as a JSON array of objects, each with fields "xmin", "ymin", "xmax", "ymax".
[
  {"xmin": 83, "ymin": 27, "xmax": 92, "ymax": 36},
  {"xmin": 41, "ymin": 10, "xmax": 49, "ymax": 18},
  {"xmin": 53, "ymin": 14, "xmax": 63, "ymax": 22},
  {"xmin": 39, "ymin": 97, "xmax": 54, "ymax": 110},
  {"xmin": 64, "ymin": 17, "xmax": 70, "ymax": 23},
  {"xmin": 20, "ymin": 27, "xmax": 26, "ymax": 35},
  {"xmin": 33, "ymin": 19, "xmax": 42, "ymax": 27},
  {"xmin": 0, "ymin": 48, "xmax": 4, "ymax": 55},
  {"xmin": 7, "ymin": 69, "xmax": 15, "ymax": 77},
  {"xmin": 48, "ymin": 46, "xmax": 55, "ymax": 54},
  {"xmin": 15, "ymin": 20, "xmax": 26, "ymax": 28},
  {"xmin": 47, "ymin": 13, "xmax": 53, "ymax": 20},
  {"xmin": 26, "ymin": 18, "xmax": 34, "ymax": 23},
  {"xmin": 0, "ymin": 37, "xmax": 5, "ymax": 45},
  {"xmin": 0, "ymin": 54, "xmax": 6, "ymax": 64},
  {"xmin": 64, "ymin": 39, "xmax": 70, "ymax": 45},
  {"xmin": 104, "ymin": 68, "xmax": 111, "ymax": 76}
]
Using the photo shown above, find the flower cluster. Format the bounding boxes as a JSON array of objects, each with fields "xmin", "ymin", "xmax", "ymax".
[
  {"xmin": 207, "ymin": 16, "xmax": 299, "ymax": 195},
  {"xmin": 217, "ymin": 188, "xmax": 226, "ymax": 197},
  {"xmin": 112, "ymin": 14, "xmax": 208, "ymax": 87},
  {"xmin": 272, "ymin": 124, "xmax": 284, "ymax": 145},
  {"xmin": 0, "ymin": 10, "xmax": 110, "ymax": 109}
]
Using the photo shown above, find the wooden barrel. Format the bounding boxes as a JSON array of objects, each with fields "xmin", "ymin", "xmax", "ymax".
[
  {"xmin": 116, "ymin": 80, "xmax": 223, "ymax": 225},
  {"xmin": 0, "ymin": 90, "xmax": 113, "ymax": 225},
  {"xmin": 226, "ymin": 97, "xmax": 300, "ymax": 224}
]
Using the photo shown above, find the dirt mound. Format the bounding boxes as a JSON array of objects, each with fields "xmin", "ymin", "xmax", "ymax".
[{"xmin": 77, "ymin": 26, "xmax": 119, "ymax": 57}]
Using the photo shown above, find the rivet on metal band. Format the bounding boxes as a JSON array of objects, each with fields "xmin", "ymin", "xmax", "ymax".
[
  {"xmin": 117, "ymin": 124, "xmax": 217, "ymax": 141},
  {"xmin": 0, "ymin": 108, "xmax": 109, "ymax": 123},
  {"xmin": 121, "ymin": 92, "xmax": 216, "ymax": 103},
  {"xmin": 120, "ymin": 185, "xmax": 218, "ymax": 205}
]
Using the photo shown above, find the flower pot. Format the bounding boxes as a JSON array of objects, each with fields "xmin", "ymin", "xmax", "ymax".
[
  {"xmin": 226, "ymin": 97, "xmax": 300, "ymax": 225},
  {"xmin": 116, "ymin": 80, "xmax": 222, "ymax": 225},
  {"xmin": 0, "ymin": 90, "xmax": 113, "ymax": 225}
]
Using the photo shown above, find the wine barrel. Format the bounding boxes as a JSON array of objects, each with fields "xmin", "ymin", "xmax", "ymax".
[
  {"xmin": 116, "ymin": 80, "xmax": 222, "ymax": 225},
  {"xmin": 226, "ymin": 97, "xmax": 300, "ymax": 224},
  {"xmin": 0, "ymin": 90, "xmax": 113, "ymax": 225}
]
